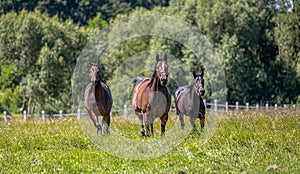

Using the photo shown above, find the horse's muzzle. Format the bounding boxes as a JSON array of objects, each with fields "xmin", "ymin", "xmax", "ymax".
[
  {"xmin": 199, "ymin": 89, "xmax": 205, "ymax": 96},
  {"xmin": 161, "ymin": 78, "xmax": 168, "ymax": 85}
]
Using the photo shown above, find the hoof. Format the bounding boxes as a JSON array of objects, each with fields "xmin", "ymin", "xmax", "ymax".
[
  {"xmin": 96, "ymin": 125, "xmax": 102, "ymax": 136},
  {"xmin": 140, "ymin": 131, "xmax": 146, "ymax": 138}
]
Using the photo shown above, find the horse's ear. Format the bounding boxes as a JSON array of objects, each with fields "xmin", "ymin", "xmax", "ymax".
[
  {"xmin": 163, "ymin": 53, "xmax": 167, "ymax": 62},
  {"xmin": 200, "ymin": 69, "xmax": 204, "ymax": 77},
  {"xmin": 156, "ymin": 54, "xmax": 159, "ymax": 61},
  {"xmin": 192, "ymin": 71, "xmax": 196, "ymax": 78}
]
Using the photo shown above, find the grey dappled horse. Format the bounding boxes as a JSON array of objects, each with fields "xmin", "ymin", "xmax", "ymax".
[{"xmin": 174, "ymin": 70, "xmax": 206, "ymax": 131}]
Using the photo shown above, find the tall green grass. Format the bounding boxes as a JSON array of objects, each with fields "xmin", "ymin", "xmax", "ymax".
[{"xmin": 0, "ymin": 111, "xmax": 299, "ymax": 173}]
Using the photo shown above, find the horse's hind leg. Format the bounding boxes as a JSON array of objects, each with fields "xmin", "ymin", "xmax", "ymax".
[
  {"xmin": 199, "ymin": 113, "xmax": 205, "ymax": 132},
  {"xmin": 138, "ymin": 113, "xmax": 146, "ymax": 137},
  {"xmin": 160, "ymin": 113, "xmax": 168, "ymax": 135},
  {"xmin": 199, "ymin": 98, "xmax": 206, "ymax": 131},
  {"xmin": 179, "ymin": 113, "xmax": 184, "ymax": 129}
]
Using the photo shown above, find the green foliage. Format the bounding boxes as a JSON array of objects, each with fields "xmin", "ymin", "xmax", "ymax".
[
  {"xmin": 87, "ymin": 13, "xmax": 108, "ymax": 31},
  {"xmin": 0, "ymin": 0, "xmax": 170, "ymax": 25},
  {"xmin": 193, "ymin": 0, "xmax": 299, "ymax": 104},
  {"xmin": 0, "ymin": 111, "xmax": 299, "ymax": 173},
  {"xmin": 0, "ymin": 10, "xmax": 85, "ymax": 113},
  {"xmin": 0, "ymin": 66, "xmax": 22, "ymax": 113}
]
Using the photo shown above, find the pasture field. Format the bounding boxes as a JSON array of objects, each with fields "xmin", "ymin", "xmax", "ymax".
[{"xmin": 0, "ymin": 110, "xmax": 299, "ymax": 173}]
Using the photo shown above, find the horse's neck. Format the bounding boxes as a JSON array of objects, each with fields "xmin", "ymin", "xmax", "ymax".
[
  {"xmin": 95, "ymin": 80, "xmax": 104, "ymax": 96},
  {"xmin": 89, "ymin": 81, "xmax": 96, "ymax": 93},
  {"xmin": 189, "ymin": 84, "xmax": 197, "ymax": 101},
  {"xmin": 150, "ymin": 76, "xmax": 163, "ymax": 91}
]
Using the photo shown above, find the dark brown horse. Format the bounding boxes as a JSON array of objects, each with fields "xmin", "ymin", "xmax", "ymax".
[
  {"xmin": 84, "ymin": 63, "xmax": 113, "ymax": 135},
  {"xmin": 132, "ymin": 54, "xmax": 171, "ymax": 137},
  {"xmin": 174, "ymin": 70, "xmax": 206, "ymax": 132}
]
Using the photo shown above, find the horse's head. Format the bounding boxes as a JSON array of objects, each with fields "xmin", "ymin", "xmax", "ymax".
[
  {"xmin": 155, "ymin": 54, "xmax": 169, "ymax": 86},
  {"xmin": 89, "ymin": 63, "xmax": 100, "ymax": 82},
  {"xmin": 193, "ymin": 70, "xmax": 205, "ymax": 96}
]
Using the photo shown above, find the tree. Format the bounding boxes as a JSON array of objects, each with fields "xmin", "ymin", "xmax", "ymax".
[{"xmin": 0, "ymin": 10, "xmax": 86, "ymax": 113}]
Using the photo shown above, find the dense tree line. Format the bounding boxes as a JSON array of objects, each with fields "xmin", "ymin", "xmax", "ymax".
[
  {"xmin": 0, "ymin": 0, "xmax": 169, "ymax": 25},
  {"xmin": 0, "ymin": 0, "xmax": 299, "ymax": 114}
]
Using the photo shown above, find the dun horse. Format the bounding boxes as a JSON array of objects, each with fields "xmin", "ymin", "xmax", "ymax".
[
  {"xmin": 132, "ymin": 54, "xmax": 171, "ymax": 137},
  {"xmin": 84, "ymin": 63, "xmax": 113, "ymax": 135},
  {"xmin": 175, "ymin": 70, "xmax": 206, "ymax": 131}
]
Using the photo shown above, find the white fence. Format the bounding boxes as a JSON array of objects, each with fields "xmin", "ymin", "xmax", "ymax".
[{"xmin": 1, "ymin": 100, "xmax": 298, "ymax": 122}]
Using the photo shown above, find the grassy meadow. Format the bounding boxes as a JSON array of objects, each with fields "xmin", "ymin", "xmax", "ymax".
[{"xmin": 0, "ymin": 110, "xmax": 299, "ymax": 173}]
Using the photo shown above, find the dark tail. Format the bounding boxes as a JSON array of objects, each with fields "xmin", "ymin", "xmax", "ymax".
[{"xmin": 133, "ymin": 76, "xmax": 143, "ymax": 87}]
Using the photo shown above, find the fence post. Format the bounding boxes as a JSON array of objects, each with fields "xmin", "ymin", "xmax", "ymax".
[
  {"xmin": 256, "ymin": 103, "xmax": 259, "ymax": 111},
  {"xmin": 275, "ymin": 104, "xmax": 278, "ymax": 110},
  {"xmin": 266, "ymin": 103, "xmax": 269, "ymax": 110},
  {"xmin": 77, "ymin": 109, "xmax": 81, "ymax": 120},
  {"xmin": 41, "ymin": 110, "xmax": 45, "ymax": 122},
  {"xmin": 59, "ymin": 110, "xmax": 63, "ymax": 119},
  {"xmin": 246, "ymin": 102, "xmax": 249, "ymax": 111},
  {"xmin": 3, "ymin": 111, "xmax": 7, "ymax": 122},
  {"xmin": 23, "ymin": 110, "xmax": 27, "ymax": 122},
  {"xmin": 236, "ymin": 102, "xmax": 239, "ymax": 111},
  {"xmin": 284, "ymin": 104, "xmax": 287, "ymax": 109},
  {"xmin": 293, "ymin": 104, "xmax": 296, "ymax": 110},
  {"xmin": 123, "ymin": 105, "xmax": 128, "ymax": 118},
  {"xmin": 203, "ymin": 99, "xmax": 206, "ymax": 108},
  {"xmin": 225, "ymin": 102, "xmax": 228, "ymax": 112},
  {"xmin": 214, "ymin": 99, "xmax": 217, "ymax": 112}
]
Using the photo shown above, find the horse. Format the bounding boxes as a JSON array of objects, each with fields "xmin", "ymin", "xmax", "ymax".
[
  {"xmin": 174, "ymin": 70, "xmax": 206, "ymax": 132},
  {"xmin": 84, "ymin": 63, "xmax": 113, "ymax": 135},
  {"xmin": 132, "ymin": 54, "xmax": 171, "ymax": 137}
]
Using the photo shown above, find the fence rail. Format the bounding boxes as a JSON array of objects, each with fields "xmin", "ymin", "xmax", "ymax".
[{"xmin": 1, "ymin": 100, "xmax": 298, "ymax": 122}]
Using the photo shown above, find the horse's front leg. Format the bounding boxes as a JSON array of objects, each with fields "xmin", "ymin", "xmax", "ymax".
[
  {"xmin": 92, "ymin": 103, "xmax": 102, "ymax": 135},
  {"xmin": 189, "ymin": 116, "xmax": 197, "ymax": 132},
  {"xmin": 150, "ymin": 123, "xmax": 154, "ymax": 136},
  {"xmin": 96, "ymin": 122, "xmax": 102, "ymax": 136},
  {"xmin": 88, "ymin": 109, "xmax": 102, "ymax": 136},
  {"xmin": 160, "ymin": 113, "xmax": 168, "ymax": 135},
  {"xmin": 138, "ymin": 113, "xmax": 146, "ymax": 137}
]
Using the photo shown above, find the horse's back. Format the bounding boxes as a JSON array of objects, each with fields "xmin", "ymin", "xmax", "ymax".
[
  {"xmin": 175, "ymin": 86, "xmax": 189, "ymax": 101},
  {"xmin": 133, "ymin": 76, "xmax": 144, "ymax": 87}
]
